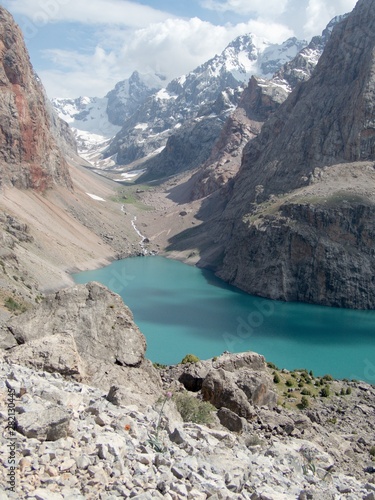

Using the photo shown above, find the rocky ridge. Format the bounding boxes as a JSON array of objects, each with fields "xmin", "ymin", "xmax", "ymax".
[
  {"xmin": 131, "ymin": 35, "xmax": 306, "ymax": 182},
  {"xmin": 0, "ymin": 7, "xmax": 72, "ymax": 191},
  {"xmin": 169, "ymin": 0, "xmax": 375, "ymax": 309},
  {"xmin": 189, "ymin": 15, "xmax": 347, "ymax": 201},
  {"xmin": 3, "ymin": 282, "xmax": 162, "ymax": 407}
]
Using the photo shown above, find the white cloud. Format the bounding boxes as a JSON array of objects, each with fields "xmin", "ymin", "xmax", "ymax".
[
  {"xmin": 201, "ymin": 0, "xmax": 289, "ymax": 17},
  {"xmin": 303, "ymin": 0, "xmax": 357, "ymax": 38},
  {"xmin": 39, "ymin": 16, "xmax": 294, "ymax": 98},
  {"xmin": 4, "ymin": 0, "xmax": 172, "ymax": 28},
  {"xmin": 4, "ymin": 0, "xmax": 358, "ymax": 98}
]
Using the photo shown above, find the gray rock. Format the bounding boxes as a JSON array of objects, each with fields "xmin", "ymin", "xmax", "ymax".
[
  {"xmin": 7, "ymin": 282, "xmax": 145, "ymax": 367},
  {"xmin": 5, "ymin": 334, "xmax": 84, "ymax": 379},
  {"xmin": 168, "ymin": 426, "xmax": 188, "ymax": 445},
  {"xmin": 6, "ymin": 282, "xmax": 163, "ymax": 406},
  {"xmin": 0, "ymin": 326, "xmax": 17, "ymax": 350},
  {"xmin": 33, "ymin": 489, "xmax": 64, "ymax": 500},
  {"xmin": 217, "ymin": 407, "xmax": 246, "ymax": 432},
  {"xmin": 201, "ymin": 357, "xmax": 276, "ymax": 420},
  {"xmin": 16, "ymin": 406, "xmax": 70, "ymax": 441}
]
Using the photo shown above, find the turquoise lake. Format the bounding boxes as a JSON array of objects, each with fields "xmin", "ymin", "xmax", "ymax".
[{"xmin": 73, "ymin": 256, "xmax": 375, "ymax": 384}]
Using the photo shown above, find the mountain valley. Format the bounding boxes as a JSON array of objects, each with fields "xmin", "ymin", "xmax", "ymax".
[{"xmin": 0, "ymin": 1, "xmax": 375, "ymax": 499}]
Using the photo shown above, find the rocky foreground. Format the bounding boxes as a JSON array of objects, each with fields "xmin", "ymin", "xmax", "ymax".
[{"xmin": 0, "ymin": 282, "xmax": 374, "ymax": 499}]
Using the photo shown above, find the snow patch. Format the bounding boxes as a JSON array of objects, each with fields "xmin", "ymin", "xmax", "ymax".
[
  {"xmin": 86, "ymin": 193, "xmax": 106, "ymax": 201},
  {"xmin": 134, "ymin": 123, "xmax": 149, "ymax": 130}
]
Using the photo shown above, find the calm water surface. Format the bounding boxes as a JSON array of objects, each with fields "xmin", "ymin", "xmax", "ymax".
[{"xmin": 73, "ymin": 256, "xmax": 375, "ymax": 383}]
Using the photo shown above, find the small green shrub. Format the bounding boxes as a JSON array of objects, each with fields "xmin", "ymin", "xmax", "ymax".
[
  {"xmin": 174, "ymin": 393, "xmax": 215, "ymax": 424},
  {"xmin": 320, "ymin": 386, "xmax": 330, "ymax": 398},
  {"xmin": 212, "ymin": 356, "xmax": 218, "ymax": 362},
  {"xmin": 267, "ymin": 362, "xmax": 278, "ymax": 370},
  {"xmin": 181, "ymin": 354, "xmax": 200, "ymax": 364},
  {"xmin": 273, "ymin": 373, "xmax": 280, "ymax": 384},
  {"xmin": 298, "ymin": 381, "xmax": 304, "ymax": 388},
  {"xmin": 153, "ymin": 362, "xmax": 167, "ymax": 369},
  {"xmin": 286, "ymin": 379, "xmax": 294, "ymax": 387},
  {"xmin": 340, "ymin": 388, "xmax": 346, "ymax": 396},
  {"xmin": 4, "ymin": 297, "xmax": 26, "ymax": 314},
  {"xmin": 322, "ymin": 374, "xmax": 333, "ymax": 382},
  {"xmin": 369, "ymin": 446, "xmax": 375, "ymax": 457},
  {"xmin": 301, "ymin": 388, "xmax": 311, "ymax": 396},
  {"xmin": 300, "ymin": 396, "xmax": 309, "ymax": 409},
  {"xmin": 327, "ymin": 417, "xmax": 337, "ymax": 424},
  {"xmin": 346, "ymin": 387, "xmax": 352, "ymax": 395}
]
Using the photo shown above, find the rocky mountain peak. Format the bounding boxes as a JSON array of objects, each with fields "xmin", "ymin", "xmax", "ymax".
[
  {"xmin": 105, "ymin": 70, "xmax": 164, "ymax": 126},
  {"xmin": 228, "ymin": 0, "xmax": 375, "ymax": 204},
  {"xmin": 0, "ymin": 7, "xmax": 72, "ymax": 191},
  {"xmin": 195, "ymin": 0, "xmax": 375, "ymax": 309}
]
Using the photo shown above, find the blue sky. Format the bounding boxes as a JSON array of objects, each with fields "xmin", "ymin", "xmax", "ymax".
[{"xmin": 3, "ymin": 0, "xmax": 357, "ymax": 98}]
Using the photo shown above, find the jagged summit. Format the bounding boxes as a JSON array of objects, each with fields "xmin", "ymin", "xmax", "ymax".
[
  {"xmin": 52, "ymin": 32, "xmax": 306, "ymax": 171},
  {"xmin": 103, "ymin": 33, "xmax": 306, "ymax": 174},
  {"xmin": 105, "ymin": 71, "xmax": 164, "ymax": 126}
]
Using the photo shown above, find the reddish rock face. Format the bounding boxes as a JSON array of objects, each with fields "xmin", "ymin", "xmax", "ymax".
[{"xmin": 0, "ymin": 7, "xmax": 72, "ymax": 191}]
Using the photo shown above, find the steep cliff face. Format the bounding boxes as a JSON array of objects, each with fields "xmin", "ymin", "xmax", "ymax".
[
  {"xmin": 0, "ymin": 7, "xmax": 72, "ymax": 190},
  {"xmin": 190, "ymin": 76, "xmax": 286, "ymax": 200},
  {"xmin": 225, "ymin": 2, "xmax": 375, "ymax": 206},
  {"xmin": 196, "ymin": 0, "xmax": 375, "ymax": 309}
]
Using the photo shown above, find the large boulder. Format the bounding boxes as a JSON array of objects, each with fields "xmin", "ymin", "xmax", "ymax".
[
  {"xmin": 201, "ymin": 368, "xmax": 256, "ymax": 419},
  {"xmin": 169, "ymin": 352, "xmax": 277, "ymax": 420},
  {"xmin": 5, "ymin": 282, "xmax": 162, "ymax": 406},
  {"xmin": 16, "ymin": 406, "xmax": 70, "ymax": 441},
  {"xmin": 7, "ymin": 282, "xmax": 145, "ymax": 367}
]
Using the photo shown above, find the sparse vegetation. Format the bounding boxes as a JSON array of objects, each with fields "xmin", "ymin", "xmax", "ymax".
[
  {"xmin": 286, "ymin": 379, "xmax": 294, "ymax": 387},
  {"xmin": 4, "ymin": 297, "xmax": 26, "ymax": 314},
  {"xmin": 181, "ymin": 354, "xmax": 200, "ymax": 364},
  {"xmin": 273, "ymin": 373, "xmax": 280, "ymax": 384},
  {"xmin": 369, "ymin": 446, "xmax": 375, "ymax": 458},
  {"xmin": 300, "ymin": 396, "xmax": 309, "ymax": 409},
  {"xmin": 153, "ymin": 362, "xmax": 167, "ymax": 369},
  {"xmin": 346, "ymin": 387, "xmax": 352, "ymax": 395},
  {"xmin": 111, "ymin": 186, "xmax": 152, "ymax": 211},
  {"xmin": 320, "ymin": 386, "xmax": 330, "ymax": 398},
  {"xmin": 267, "ymin": 362, "xmax": 278, "ymax": 370},
  {"xmin": 174, "ymin": 392, "xmax": 215, "ymax": 424}
]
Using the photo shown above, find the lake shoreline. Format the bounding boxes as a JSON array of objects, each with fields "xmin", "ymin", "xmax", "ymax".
[{"xmin": 72, "ymin": 255, "xmax": 375, "ymax": 385}]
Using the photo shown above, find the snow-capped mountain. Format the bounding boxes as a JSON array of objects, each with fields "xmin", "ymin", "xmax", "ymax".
[
  {"xmin": 52, "ymin": 71, "xmax": 164, "ymax": 167},
  {"xmin": 103, "ymin": 34, "xmax": 307, "ymax": 168},
  {"xmin": 139, "ymin": 15, "xmax": 347, "ymax": 184},
  {"xmin": 51, "ymin": 23, "xmax": 341, "ymax": 178}
]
